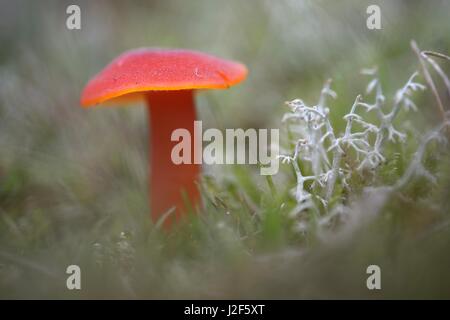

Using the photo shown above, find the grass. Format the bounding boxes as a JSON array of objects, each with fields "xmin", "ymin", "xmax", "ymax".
[{"xmin": 1, "ymin": 0, "xmax": 450, "ymax": 299}]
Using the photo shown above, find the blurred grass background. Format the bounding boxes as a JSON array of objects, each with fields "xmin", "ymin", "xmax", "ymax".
[{"xmin": 0, "ymin": 0, "xmax": 450, "ymax": 298}]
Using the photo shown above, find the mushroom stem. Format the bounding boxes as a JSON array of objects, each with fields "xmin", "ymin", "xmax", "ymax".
[{"xmin": 146, "ymin": 90, "xmax": 201, "ymax": 227}]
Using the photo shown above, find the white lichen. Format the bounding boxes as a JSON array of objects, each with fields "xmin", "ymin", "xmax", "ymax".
[{"xmin": 279, "ymin": 52, "xmax": 450, "ymax": 234}]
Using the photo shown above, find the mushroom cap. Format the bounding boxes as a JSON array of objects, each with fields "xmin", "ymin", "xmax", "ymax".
[{"xmin": 80, "ymin": 48, "xmax": 248, "ymax": 107}]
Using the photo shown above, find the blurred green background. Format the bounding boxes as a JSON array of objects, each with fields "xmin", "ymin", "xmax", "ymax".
[{"xmin": 1, "ymin": 0, "xmax": 450, "ymax": 298}]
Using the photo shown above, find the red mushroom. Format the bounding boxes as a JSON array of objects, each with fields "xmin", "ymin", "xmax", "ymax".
[{"xmin": 80, "ymin": 48, "xmax": 247, "ymax": 227}]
